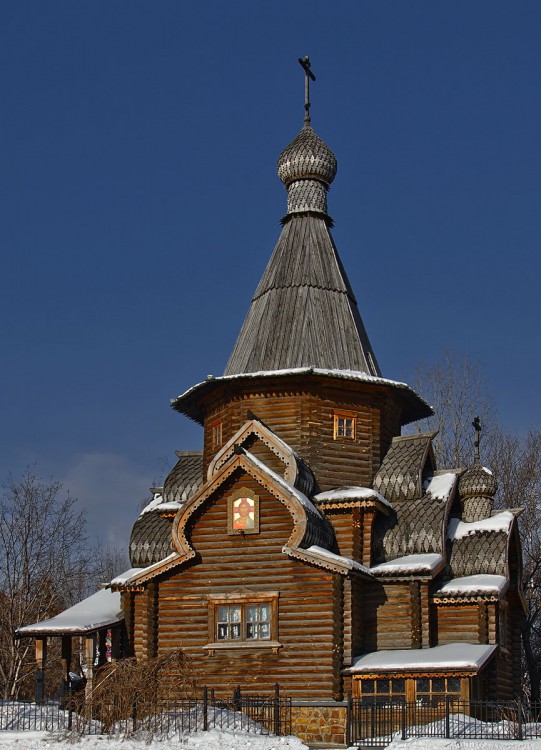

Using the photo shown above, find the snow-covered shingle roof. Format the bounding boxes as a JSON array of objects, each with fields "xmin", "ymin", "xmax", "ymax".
[{"xmin": 447, "ymin": 512, "xmax": 515, "ymax": 541}]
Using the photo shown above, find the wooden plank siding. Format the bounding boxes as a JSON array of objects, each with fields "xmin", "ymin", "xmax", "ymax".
[{"xmin": 146, "ymin": 472, "xmax": 344, "ymax": 698}]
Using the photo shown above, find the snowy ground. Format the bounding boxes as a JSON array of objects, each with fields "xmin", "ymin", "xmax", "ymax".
[
  {"xmin": 387, "ymin": 740, "xmax": 541, "ymax": 749},
  {"xmin": 0, "ymin": 731, "xmax": 308, "ymax": 750},
  {"xmin": 3, "ymin": 730, "xmax": 541, "ymax": 750},
  {"xmin": 4, "ymin": 702, "xmax": 541, "ymax": 750}
]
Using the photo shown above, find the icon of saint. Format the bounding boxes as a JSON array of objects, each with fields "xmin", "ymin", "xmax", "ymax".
[{"xmin": 233, "ymin": 497, "xmax": 255, "ymax": 530}]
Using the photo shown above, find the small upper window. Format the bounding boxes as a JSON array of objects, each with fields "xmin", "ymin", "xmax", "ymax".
[
  {"xmin": 334, "ymin": 412, "xmax": 356, "ymax": 440},
  {"xmin": 212, "ymin": 422, "xmax": 222, "ymax": 448}
]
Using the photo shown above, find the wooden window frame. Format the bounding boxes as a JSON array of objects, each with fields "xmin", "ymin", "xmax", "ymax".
[
  {"xmin": 333, "ymin": 411, "xmax": 357, "ymax": 440},
  {"xmin": 212, "ymin": 421, "xmax": 222, "ymax": 448},
  {"xmin": 354, "ymin": 675, "xmax": 469, "ymax": 702},
  {"xmin": 204, "ymin": 592, "xmax": 280, "ymax": 654}
]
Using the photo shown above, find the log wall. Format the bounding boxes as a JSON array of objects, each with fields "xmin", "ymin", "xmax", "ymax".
[
  {"xmin": 362, "ymin": 581, "xmax": 414, "ymax": 651},
  {"xmin": 142, "ymin": 473, "xmax": 343, "ymax": 698},
  {"xmin": 202, "ymin": 376, "xmax": 403, "ymax": 493}
]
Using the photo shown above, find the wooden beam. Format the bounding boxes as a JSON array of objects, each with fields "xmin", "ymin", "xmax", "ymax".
[
  {"xmin": 61, "ymin": 636, "xmax": 72, "ymax": 698},
  {"xmin": 84, "ymin": 635, "xmax": 96, "ymax": 705},
  {"xmin": 35, "ymin": 637, "xmax": 47, "ymax": 704}
]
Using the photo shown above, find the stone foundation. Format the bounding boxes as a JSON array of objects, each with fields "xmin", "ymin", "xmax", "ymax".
[{"xmin": 291, "ymin": 704, "xmax": 347, "ymax": 746}]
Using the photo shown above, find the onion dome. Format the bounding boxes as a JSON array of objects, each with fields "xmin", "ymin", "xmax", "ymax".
[
  {"xmin": 277, "ymin": 125, "xmax": 337, "ymax": 217},
  {"xmin": 459, "ymin": 464, "xmax": 498, "ymax": 523},
  {"xmin": 458, "ymin": 417, "xmax": 498, "ymax": 522}
]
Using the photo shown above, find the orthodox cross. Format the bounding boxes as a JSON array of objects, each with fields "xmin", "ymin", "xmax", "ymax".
[
  {"xmin": 298, "ymin": 56, "xmax": 316, "ymax": 125},
  {"xmin": 472, "ymin": 415, "xmax": 481, "ymax": 464}
]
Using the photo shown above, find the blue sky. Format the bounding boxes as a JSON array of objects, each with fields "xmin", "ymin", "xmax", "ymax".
[{"xmin": 1, "ymin": 2, "xmax": 540, "ymax": 548}]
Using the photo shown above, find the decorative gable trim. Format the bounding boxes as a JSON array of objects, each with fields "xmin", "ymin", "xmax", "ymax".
[
  {"xmin": 207, "ymin": 417, "xmax": 314, "ymax": 496},
  {"xmin": 113, "ymin": 448, "xmax": 342, "ymax": 590}
]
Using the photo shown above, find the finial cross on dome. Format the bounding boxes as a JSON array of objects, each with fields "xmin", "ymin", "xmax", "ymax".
[
  {"xmin": 298, "ymin": 56, "xmax": 316, "ymax": 126},
  {"xmin": 472, "ymin": 415, "xmax": 481, "ymax": 464}
]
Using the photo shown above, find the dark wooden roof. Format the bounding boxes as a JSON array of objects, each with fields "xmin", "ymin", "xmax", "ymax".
[
  {"xmin": 129, "ymin": 510, "xmax": 173, "ymax": 567},
  {"xmin": 163, "ymin": 451, "xmax": 204, "ymax": 503},
  {"xmin": 172, "ymin": 368, "xmax": 433, "ymax": 426},
  {"xmin": 373, "ymin": 433, "xmax": 436, "ymax": 503},
  {"xmin": 224, "ymin": 214, "xmax": 380, "ymax": 376}
]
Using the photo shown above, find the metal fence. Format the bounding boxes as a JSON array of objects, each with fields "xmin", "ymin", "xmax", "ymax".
[
  {"xmin": 347, "ymin": 698, "xmax": 541, "ymax": 747},
  {"xmin": 0, "ymin": 686, "xmax": 292, "ymax": 738}
]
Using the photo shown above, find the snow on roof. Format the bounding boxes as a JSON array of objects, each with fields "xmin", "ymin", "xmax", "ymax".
[
  {"xmin": 346, "ymin": 643, "xmax": 497, "ymax": 674},
  {"xmin": 448, "ymin": 511, "xmax": 514, "ymax": 540},
  {"xmin": 314, "ymin": 486, "xmax": 392, "ymax": 508},
  {"xmin": 305, "ymin": 545, "xmax": 371, "ymax": 574},
  {"xmin": 110, "ymin": 567, "xmax": 144, "ymax": 585},
  {"xmin": 174, "ymin": 367, "xmax": 431, "ymax": 410},
  {"xmin": 113, "ymin": 553, "xmax": 179, "ymax": 587},
  {"xmin": 17, "ymin": 589, "xmax": 123, "ymax": 636},
  {"xmin": 370, "ymin": 553, "xmax": 443, "ymax": 577},
  {"xmin": 139, "ymin": 496, "xmax": 182, "ymax": 516},
  {"xmin": 243, "ymin": 449, "xmax": 321, "ymax": 516},
  {"xmin": 423, "ymin": 473, "xmax": 457, "ymax": 501},
  {"xmin": 435, "ymin": 574, "xmax": 508, "ymax": 597}
]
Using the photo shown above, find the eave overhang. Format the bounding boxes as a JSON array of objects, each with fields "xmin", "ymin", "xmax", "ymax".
[
  {"xmin": 344, "ymin": 643, "xmax": 498, "ymax": 676},
  {"xmin": 171, "ymin": 368, "xmax": 432, "ymax": 426}
]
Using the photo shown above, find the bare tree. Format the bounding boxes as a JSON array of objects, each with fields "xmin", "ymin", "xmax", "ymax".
[
  {"xmin": 411, "ymin": 349, "xmax": 497, "ymax": 468},
  {"xmin": 411, "ymin": 351, "xmax": 541, "ymax": 699},
  {"xmin": 489, "ymin": 429, "xmax": 541, "ymax": 700},
  {"xmin": 0, "ymin": 472, "xmax": 114, "ymax": 699}
]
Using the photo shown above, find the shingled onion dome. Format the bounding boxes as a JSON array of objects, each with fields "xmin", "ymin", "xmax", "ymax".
[
  {"xmin": 459, "ymin": 463, "xmax": 498, "ymax": 523},
  {"xmin": 458, "ymin": 417, "xmax": 498, "ymax": 523},
  {"xmin": 277, "ymin": 124, "xmax": 337, "ymax": 219}
]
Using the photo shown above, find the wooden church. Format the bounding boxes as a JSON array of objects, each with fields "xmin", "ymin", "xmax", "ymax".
[{"xmin": 19, "ymin": 62, "xmax": 525, "ymax": 710}]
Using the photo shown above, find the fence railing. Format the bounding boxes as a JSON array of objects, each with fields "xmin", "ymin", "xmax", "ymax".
[
  {"xmin": 0, "ymin": 685, "xmax": 291, "ymax": 738},
  {"xmin": 347, "ymin": 698, "xmax": 541, "ymax": 746},
  {"xmin": 6, "ymin": 692, "xmax": 541, "ymax": 744}
]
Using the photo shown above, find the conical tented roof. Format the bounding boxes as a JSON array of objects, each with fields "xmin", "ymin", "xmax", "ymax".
[{"xmin": 224, "ymin": 214, "xmax": 380, "ymax": 376}]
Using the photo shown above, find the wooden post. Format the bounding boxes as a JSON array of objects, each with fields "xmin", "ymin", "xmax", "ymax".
[
  {"xmin": 273, "ymin": 683, "xmax": 281, "ymax": 736},
  {"xmin": 97, "ymin": 629, "xmax": 107, "ymax": 667},
  {"xmin": 203, "ymin": 686, "xmax": 208, "ymax": 731},
  {"xmin": 35, "ymin": 637, "xmax": 47, "ymax": 704},
  {"xmin": 84, "ymin": 634, "xmax": 96, "ymax": 705},
  {"xmin": 110, "ymin": 626, "xmax": 121, "ymax": 661},
  {"xmin": 61, "ymin": 635, "xmax": 72, "ymax": 699}
]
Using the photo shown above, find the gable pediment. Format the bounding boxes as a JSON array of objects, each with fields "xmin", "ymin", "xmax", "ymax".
[
  {"xmin": 207, "ymin": 417, "xmax": 314, "ymax": 496},
  {"xmin": 113, "ymin": 447, "xmax": 335, "ymax": 590}
]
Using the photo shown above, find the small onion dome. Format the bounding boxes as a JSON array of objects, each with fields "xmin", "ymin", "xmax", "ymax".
[
  {"xmin": 459, "ymin": 463, "xmax": 498, "ymax": 499},
  {"xmin": 459, "ymin": 463, "xmax": 498, "ymax": 523},
  {"xmin": 277, "ymin": 125, "xmax": 337, "ymax": 187}
]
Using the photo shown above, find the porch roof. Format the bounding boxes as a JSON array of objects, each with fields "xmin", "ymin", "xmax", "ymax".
[
  {"xmin": 16, "ymin": 588, "xmax": 123, "ymax": 637},
  {"xmin": 345, "ymin": 643, "xmax": 497, "ymax": 674}
]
